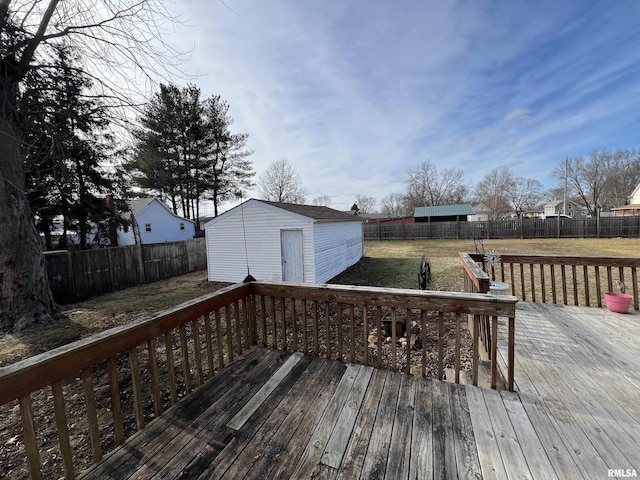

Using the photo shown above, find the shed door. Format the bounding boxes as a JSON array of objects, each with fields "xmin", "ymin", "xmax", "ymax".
[{"xmin": 281, "ymin": 230, "xmax": 303, "ymax": 282}]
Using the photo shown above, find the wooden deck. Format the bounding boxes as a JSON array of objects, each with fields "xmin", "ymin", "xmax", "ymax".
[
  {"xmin": 80, "ymin": 303, "xmax": 640, "ymax": 480},
  {"xmin": 496, "ymin": 302, "xmax": 640, "ymax": 480}
]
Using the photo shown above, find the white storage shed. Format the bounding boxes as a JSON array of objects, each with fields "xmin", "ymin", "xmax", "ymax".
[{"xmin": 205, "ymin": 199, "xmax": 363, "ymax": 284}]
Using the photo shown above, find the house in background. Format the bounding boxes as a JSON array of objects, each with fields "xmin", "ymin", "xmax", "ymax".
[
  {"xmin": 118, "ymin": 197, "xmax": 196, "ymax": 246},
  {"xmin": 612, "ymin": 182, "xmax": 640, "ymax": 216},
  {"xmin": 205, "ymin": 199, "xmax": 363, "ymax": 284},
  {"xmin": 543, "ymin": 200, "xmax": 580, "ymax": 218},
  {"xmin": 469, "ymin": 204, "xmax": 490, "ymax": 222},
  {"xmin": 414, "ymin": 204, "xmax": 475, "ymax": 222}
]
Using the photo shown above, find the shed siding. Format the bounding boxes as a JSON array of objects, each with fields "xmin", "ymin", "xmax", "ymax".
[
  {"xmin": 313, "ymin": 221, "xmax": 363, "ymax": 283},
  {"xmin": 117, "ymin": 200, "xmax": 195, "ymax": 246},
  {"xmin": 206, "ymin": 202, "xmax": 315, "ymax": 283}
]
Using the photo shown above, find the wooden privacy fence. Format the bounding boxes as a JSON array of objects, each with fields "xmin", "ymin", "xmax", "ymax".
[
  {"xmin": 365, "ymin": 216, "xmax": 640, "ymax": 240},
  {"xmin": 466, "ymin": 252, "xmax": 640, "ymax": 310},
  {"xmin": 44, "ymin": 238, "xmax": 207, "ymax": 303},
  {"xmin": 0, "ymin": 280, "xmax": 516, "ymax": 480}
]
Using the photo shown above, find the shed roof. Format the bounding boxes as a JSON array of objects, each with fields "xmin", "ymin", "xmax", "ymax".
[
  {"xmin": 258, "ymin": 200, "xmax": 360, "ymax": 222},
  {"xmin": 414, "ymin": 204, "xmax": 475, "ymax": 217},
  {"xmin": 204, "ymin": 199, "xmax": 361, "ymax": 228}
]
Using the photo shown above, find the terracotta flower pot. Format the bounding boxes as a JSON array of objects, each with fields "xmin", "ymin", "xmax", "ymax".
[{"xmin": 604, "ymin": 292, "xmax": 633, "ymax": 313}]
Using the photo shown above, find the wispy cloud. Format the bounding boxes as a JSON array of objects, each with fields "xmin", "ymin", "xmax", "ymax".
[{"xmin": 171, "ymin": 0, "xmax": 640, "ymax": 210}]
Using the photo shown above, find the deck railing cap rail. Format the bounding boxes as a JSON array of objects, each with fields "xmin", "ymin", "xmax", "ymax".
[
  {"xmin": 249, "ymin": 281, "xmax": 517, "ymax": 316},
  {"xmin": 0, "ymin": 282, "xmax": 250, "ymax": 405}
]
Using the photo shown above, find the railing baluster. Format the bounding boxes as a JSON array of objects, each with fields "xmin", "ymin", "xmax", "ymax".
[
  {"xmin": 509, "ymin": 263, "xmax": 515, "ymax": 295},
  {"xmin": 391, "ymin": 309, "xmax": 397, "ymax": 372},
  {"xmin": 421, "ymin": 310, "xmax": 427, "ymax": 377},
  {"xmin": 164, "ymin": 331, "xmax": 178, "ymax": 405},
  {"xmin": 313, "ymin": 300, "xmax": 320, "ymax": 357},
  {"xmin": 337, "ymin": 303, "xmax": 344, "ymax": 362},
  {"xmin": 179, "ymin": 325, "xmax": 192, "ymax": 394},
  {"xmin": 280, "ymin": 297, "xmax": 287, "ymax": 351},
  {"xmin": 325, "ymin": 302, "xmax": 331, "ymax": 360},
  {"xmin": 454, "ymin": 313, "xmax": 461, "ymax": 384},
  {"xmin": 302, "ymin": 300, "xmax": 309, "ymax": 355},
  {"xmin": 376, "ymin": 306, "xmax": 382, "ymax": 369},
  {"xmin": 51, "ymin": 381, "xmax": 74, "ymax": 479},
  {"xmin": 632, "ymin": 267, "xmax": 639, "ymax": 310},
  {"xmin": 472, "ymin": 314, "xmax": 479, "ymax": 387},
  {"xmin": 595, "ymin": 267, "xmax": 603, "ymax": 307},
  {"xmin": 551, "ymin": 264, "xmax": 557, "ymax": 304},
  {"xmin": 191, "ymin": 320, "xmax": 204, "ymax": 386},
  {"xmin": 129, "ymin": 347, "xmax": 145, "ymax": 430},
  {"xmin": 204, "ymin": 313, "xmax": 214, "ymax": 377},
  {"xmin": 561, "ymin": 265, "xmax": 568, "ymax": 304},
  {"xmin": 520, "ymin": 263, "xmax": 526, "ymax": 300},
  {"xmin": 214, "ymin": 309, "xmax": 224, "ymax": 369},
  {"xmin": 405, "ymin": 309, "xmax": 412, "ymax": 375},
  {"xmin": 572, "ymin": 265, "xmax": 578, "ymax": 305},
  {"xmin": 540, "ymin": 264, "xmax": 546, "ymax": 303},
  {"xmin": 491, "ymin": 316, "xmax": 498, "ymax": 389},
  {"xmin": 530, "ymin": 263, "xmax": 536, "ymax": 302},
  {"xmin": 361, "ymin": 305, "xmax": 368, "ymax": 366},
  {"xmin": 607, "ymin": 266, "xmax": 613, "ymax": 293},
  {"xmin": 270, "ymin": 297, "xmax": 277, "ymax": 349},
  {"xmin": 147, "ymin": 339, "xmax": 162, "ymax": 418},
  {"xmin": 260, "ymin": 296, "xmax": 267, "ymax": 346},
  {"xmin": 350, "ymin": 304, "xmax": 356, "ymax": 363},
  {"xmin": 508, "ymin": 316, "xmax": 515, "ymax": 391},
  {"xmin": 81, "ymin": 367, "xmax": 102, "ymax": 462},
  {"xmin": 583, "ymin": 266, "xmax": 590, "ymax": 307},
  {"xmin": 226, "ymin": 306, "xmax": 234, "ymax": 362},
  {"xmin": 437, "ymin": 312, "xmax": 444, "ymax": 380},
  {"xmin": 291, "ymin": 298, "xmax": 298, "ymax": 352},
  {"xmin": 619, "ymin": 266, "xmax": 625, "ymax": 288},
  {"xmin": 235, "ymin": 300, "xmax": 243, "ymax": 355},
  {"xmin": 107, "ymin": 356, "xmax": 125, "ymax": 444},
  {"xmin": 19, "ymin": 394, "xmax": 42, "ymax": 480}
]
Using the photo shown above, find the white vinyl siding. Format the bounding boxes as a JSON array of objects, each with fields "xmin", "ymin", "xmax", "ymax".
[
  {"xmin": 205, "ymin": 199, "xmax": 364, "ymax": 284},
  {"xmin": 313, "ymin": 221, "xmax": 363, "ymax": 283},
  {"xmin": 206, "ymin": 201, "xmax": 315, "ymax": 283},
  {"xmin": 117, "ymin": 199, "xmax": 195, "ymax": 246}
]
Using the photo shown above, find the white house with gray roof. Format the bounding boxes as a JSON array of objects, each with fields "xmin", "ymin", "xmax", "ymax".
[{"xmin": 118, "ymin": 197, "xmax": 195, "ymax": 246}]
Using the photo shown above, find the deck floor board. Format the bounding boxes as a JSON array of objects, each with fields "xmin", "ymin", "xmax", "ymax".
[{"xmin": 80, "ymin": 303, "xmax": 640, "ymax": 480}]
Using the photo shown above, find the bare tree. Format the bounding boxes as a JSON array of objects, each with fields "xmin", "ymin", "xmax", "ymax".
[
  {"xmin": 404, "ymin": 161, "xmax": 468, "ymax": 210},
  {"xmin": 560, "ymin": 152, "xmax": 612, "ymax": 216},
  {"xmin": 312, "ymin": 195, "xmax": 331, "ymax": 207},
  {"xmin": 509, "ymin": 177, "xmax": 542, "ymax": 216},
  {"xmin": 380, "ymin": 193, "xmax": 407, "ymax": 216},
  {"xmin": 257, "ymin": 158, "xmax": 308, "ymax": 204},
  {"xmin": 1, "ymin": 0, "xmax": 183, "ymax": 331},
  {"xmin": 355, "ymin": 195, "xmax": 377, "ymax": 214},
  {"xmin": 604, "ymin": 148, "xmax": 640, "ymax": 207},
  {"xmin": 474, "ymin": 167, "xmax": 514, "ymax": 220}
]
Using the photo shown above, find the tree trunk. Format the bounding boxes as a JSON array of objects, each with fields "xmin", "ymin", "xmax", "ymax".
[{"xmin": 0, "ymin": 117, "xmax": 54, "ymax": 332}]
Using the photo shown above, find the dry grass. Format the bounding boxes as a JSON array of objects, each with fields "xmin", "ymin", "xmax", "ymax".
[{"xmin": 354, "ymin": 238, "xmax": 640, "ymax": 293}]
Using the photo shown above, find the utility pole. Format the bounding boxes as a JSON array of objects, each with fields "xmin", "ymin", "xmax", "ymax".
[{"xmin": 563, "ymin": 157, "xmax": 568, "ymax": 217}]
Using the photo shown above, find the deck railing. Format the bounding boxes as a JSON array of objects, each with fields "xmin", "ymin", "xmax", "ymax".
[
  {"xmin": 468, "ymin": 253, "xmax": 640, "ymax": 310},
  {"xmin": 460, "ymin": 253, "xmax": 516, "ymax": 392},
  {"xmin": 0, "ymin": 280, "xmax": 516, "ymax": 480}
]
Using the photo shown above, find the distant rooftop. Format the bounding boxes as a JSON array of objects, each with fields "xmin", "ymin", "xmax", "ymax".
[{"xmin": 414, "ymin": 204, "xmax": 475, "ymax": 217}]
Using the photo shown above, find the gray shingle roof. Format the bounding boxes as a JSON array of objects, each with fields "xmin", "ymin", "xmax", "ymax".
[
  {"xmin": 414, "ymin": 204, "xmax": 475, "ymax": 217},
  {"xmin": 259, "ymin": 200, "xmax": 361, "ymax": 222}
]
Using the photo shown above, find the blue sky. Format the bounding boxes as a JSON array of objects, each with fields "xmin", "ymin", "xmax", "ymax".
[{"xmin": 170, "ymin": 0, "xmax": 640, "ymax": 212}]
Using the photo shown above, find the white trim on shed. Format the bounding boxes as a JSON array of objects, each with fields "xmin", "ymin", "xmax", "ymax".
[{"xmin": 204, "ymin": 199, "xmax": 363, "ymax": 284}]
